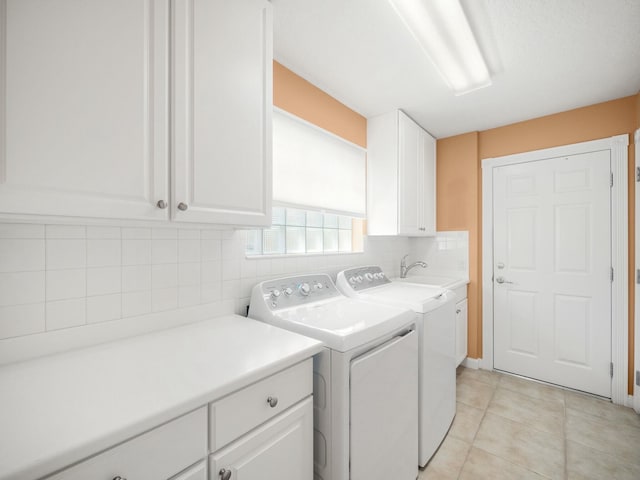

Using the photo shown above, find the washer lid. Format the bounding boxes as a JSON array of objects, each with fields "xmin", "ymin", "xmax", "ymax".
[
  {"xmin": 267, "ymin": 297, "xmax": 414, "ymax": 352},
  {"xmin": 351, "ymin": 282, "xmax": 452, "ymax": 314}
]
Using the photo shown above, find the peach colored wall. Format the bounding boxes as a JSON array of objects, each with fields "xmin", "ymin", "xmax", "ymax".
[
  {"xmin": 438, "ymin": 95, "xmax": 638, "ymax": 393},
  {"xmin": 273, "ymin": 61, "xmax": 367, "ymax": 148},
  {"xmin": 436, "ymin": 133, "xmax": 482, "ymax": 358}
]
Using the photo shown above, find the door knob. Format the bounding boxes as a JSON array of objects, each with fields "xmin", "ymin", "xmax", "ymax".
[
  {"xmin": 219, "ymin": 469, "xmax": 232, "ymax": 480},
  {"xmin": 177, "ymin": 202, "xmax": 188, "ymax": 211},
  {"xmin": 267, "ymin": 396, "xmax": 278, "ymax": 408},
  {"xmin": 495, "ymin": 276, "xmax": 514, "ymax": 284},
  {"xmin": 156, "ymin": 200, "xmax": 167, "ymax": 209}
]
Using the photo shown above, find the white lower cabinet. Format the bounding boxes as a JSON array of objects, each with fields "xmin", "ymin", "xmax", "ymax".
[
  {"xmin": 171, "ymin": 461, "xmax": 208, "ymax": 480},
  {"xmin": 44, "ymin": 360, "xmax": 313, "ymax": 480},
  {"xmin": 209, "ymin": 398, "xmax": 313, "ymax": 480},
  {"xmin": 47, "ymin": 407, "xmax": 208, "ymax": 480},
  {"xmin": 455, "ymin": 298, "xmax": 468, "ymax": 366}
]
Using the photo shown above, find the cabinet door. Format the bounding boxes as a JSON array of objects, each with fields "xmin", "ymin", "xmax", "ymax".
[
  {"xmin": 170, "ymin": 461, "xmax": 207, "ymax": 480},
  {"xmin": 0, "ymin": 0, "xmax": 170, "ymax": 221},
  {"xmin": 172, "ymin": 0, "xmax": 272, "ymax": 226},
  {"xmin": 421, "ymin": 129, "xmax": 437, "ymax": 235},
  {"xmin": 210, "ymin": 398, "xmax": 313, "ymax": 480},
  {"xmin": 397, "ymin": 112, "xmax": 421, "ymax": 235},
  {"xmin": 456, "ymin": 299, "xmax": 468, "ymax": 366}
]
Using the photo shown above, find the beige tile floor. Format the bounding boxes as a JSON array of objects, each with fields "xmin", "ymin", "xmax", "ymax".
[{"xmin": 419, "ymin": 367, "xmax": 640, "ymax": 480}]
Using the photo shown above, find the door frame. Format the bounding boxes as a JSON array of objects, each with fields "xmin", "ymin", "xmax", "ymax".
[
  {"xmin": 481, "ymin": 134, "xmax": 629, "ymax": 405},
  {"xmin": 635, "ymin": 128, "xmax": 640, "ymax": 413}
]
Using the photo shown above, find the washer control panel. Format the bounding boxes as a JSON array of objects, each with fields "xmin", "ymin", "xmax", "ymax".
[
  {"xmin": 260, "ymin": 274, "xmax": 341, "ymax": 310},
  {"xmin": 338, "ymin": 266, "xmax": 390, "ymax": 292}
]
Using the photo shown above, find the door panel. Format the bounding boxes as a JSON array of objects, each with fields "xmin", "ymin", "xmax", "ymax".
[
  {"xmin": 493, "ymin": 150, "xmax": 611, "ymax": 397},
  {"xmin": 0, "ymin": 0, "xmax": 169, "ymax": 220}
]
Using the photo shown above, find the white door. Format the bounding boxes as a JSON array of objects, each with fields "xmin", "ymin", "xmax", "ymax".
[
  {"xmin": 172, "ymin": 0, "xmax": 272, "ymax": 226},
  {"xmin": 350, "ymin": 331, "xmax": 418, "ymax": 480},
  {"xmin": 0, "ymin": 0, "xmax": 169, "ymax": 221},
  {"xmin": 493, "ymin": 150, "xmax": 612, "ymax": 398}
]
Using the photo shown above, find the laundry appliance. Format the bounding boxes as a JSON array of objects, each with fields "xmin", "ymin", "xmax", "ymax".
[
  {"xmin": 336, "ymin": 266, "xmax": 456, "ymax": 466},
  {"xmin": 249, "ymin": 274, "xmax": 418, "ymax": 480}
]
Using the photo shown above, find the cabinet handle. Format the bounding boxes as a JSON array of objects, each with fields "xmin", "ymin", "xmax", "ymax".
[
  {"xmin": 112, "ymin": 476, "xmax": 127, "ymax": 480},
  {"xmin": 156, "ymin": 200, "xmax": 167, "ymax": 209},
  {"xmin": 219, "ymin": 468, "xmax": 232, "ymax": 480},
  {"xmin": 456, "ymin": 309, "xmax": 461, "ymax": 314},
  {"xmin": 177, "ymin": 202, "xmax": 189, "ymax": 211},
  {"xmin": 267, "ymin": 396, "xmax": 278, "ymax": 408}
]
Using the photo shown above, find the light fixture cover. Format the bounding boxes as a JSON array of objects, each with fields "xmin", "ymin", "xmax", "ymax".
[{"xmin": 389, "ymin": 0, "xmax": 491, "ymax": 95}]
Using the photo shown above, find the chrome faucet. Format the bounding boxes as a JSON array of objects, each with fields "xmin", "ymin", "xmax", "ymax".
[{"xmin": 400, "ymin": 254, "xmax": 427, "ymax": 279}]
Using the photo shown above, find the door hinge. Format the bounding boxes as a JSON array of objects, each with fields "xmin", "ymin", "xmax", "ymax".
[
  {"xmin": 637, "ymin": 269, "xmax": 640, "ymax": 285},
  {"xmin": 636, "ymin": 370, "xmax": 640, "ymax": 386},
  {"xmin": 610, "ymin": 362, "xmax": 614, "ymax": 378},
  {"xmin": 610, "ymin": 267, "xmax": 614, "ymax": 282},
  {"xmin": 611, "ymin": 172, "xmax": 614, "ymax": 187},
  {"xmin": 636, "ymin": 167, "xmax": 640, "ymax": 182}
]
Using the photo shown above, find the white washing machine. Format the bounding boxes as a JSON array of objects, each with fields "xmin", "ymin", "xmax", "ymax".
[
  {"xmin": 249, "ymin": 274, "xmax": 418, "ymax": 480},
  {"xmin": 336, "ymin": 266, "xmax": 456, "ymax": 467}
]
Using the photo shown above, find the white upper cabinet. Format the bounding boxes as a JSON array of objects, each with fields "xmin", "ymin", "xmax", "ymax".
[
  {"xmin": 0, "ymin": 0, "xmax": 170, "ymax": 221},
  {"xmin": 367, "ymin": 110, "xmax": 436, "ymax": 236},
  {"xmin": 172, "ymin": 0, "xmax": 272, "ymax": 225},
  {"xmin": 0, "ymin": 0, "xmax": 272, "ymax": 226}
]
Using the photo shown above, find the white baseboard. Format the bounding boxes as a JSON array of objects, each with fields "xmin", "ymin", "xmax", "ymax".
[{"xmin": 461, "ymin": 357, "xmax": 480, "ymax": 369}]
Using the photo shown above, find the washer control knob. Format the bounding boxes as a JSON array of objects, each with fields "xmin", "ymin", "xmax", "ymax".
[
  {"xmin": 356, "ymin": 275, "xmax": 363, "ymax": 283},
  {"xmin": 284, "ymin": 287, "xmax": 293, "ymax": 296},
  {"xmin": 379, "ymin": 272, "xmax": 385, "ymax": 278},
  {"xmin": 299, "ymin": 283, "xmax": 311, "ymax": 296},
  {"xmin": 364, "ymin": 273, "xmax": 374, "ymax": 281},
  {"xmin": 314, "ymin": 282, "xmax": 323, "ymax": 290},
  {"xmin": 349, "ymin": 277, "xmax": 357, "ymax": 285},
  {"xmin": 270, "ymin": 289, "xmax": 281, "ymax": 300}
]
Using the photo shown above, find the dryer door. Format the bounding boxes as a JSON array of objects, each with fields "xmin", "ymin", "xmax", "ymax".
[{"xmin": 349, "ymin": 329, "xmax": 418, "ymax": 480}]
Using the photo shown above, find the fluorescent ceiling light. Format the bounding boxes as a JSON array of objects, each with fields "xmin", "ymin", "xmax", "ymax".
[{"xmin": 389, "ymin": 0, "xmax": 491, "ymax": 95}]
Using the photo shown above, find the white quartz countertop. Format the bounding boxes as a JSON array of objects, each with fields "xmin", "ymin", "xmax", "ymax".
[{"xmin": 0, "ymin": 315, "xmax": 323, "ymax": 480}]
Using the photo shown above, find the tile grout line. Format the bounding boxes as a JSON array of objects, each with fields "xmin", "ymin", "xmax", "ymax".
[{"xmin": 455, "ymin": 372, "xmax": 499, "ymax": 480}]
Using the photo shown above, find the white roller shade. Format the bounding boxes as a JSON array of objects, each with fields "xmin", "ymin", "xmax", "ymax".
[{"xmin": 273, "ymin": 110, "xmax": 366, "ymax": 217}]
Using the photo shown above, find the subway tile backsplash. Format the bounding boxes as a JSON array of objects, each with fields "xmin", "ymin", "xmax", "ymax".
[{"xmin": 0, "ymin": 222, "xmax": 467, "ymax": 362}]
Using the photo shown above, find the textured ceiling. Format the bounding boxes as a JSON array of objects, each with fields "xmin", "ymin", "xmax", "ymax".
[{"xmin": 272, "ymin": 0, "xmax": 640, "ymax": 138}]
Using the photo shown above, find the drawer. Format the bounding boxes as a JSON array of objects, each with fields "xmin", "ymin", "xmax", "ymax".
[
  {"xmin": 209, "ymin": 359, "xmax": 312, "ymax": 451},
  {"xmin": 47, "ymin": 407, "xmax": 207, "ymax": 480}
]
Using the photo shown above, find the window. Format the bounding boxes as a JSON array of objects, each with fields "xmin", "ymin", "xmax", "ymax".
[
  {"xmin": 246, "ymin": 207, "xmax": 363, "ymax": 256},
  {"xmin": 247, "ymin": 109, "xmax": 366, "ymax": 257}
]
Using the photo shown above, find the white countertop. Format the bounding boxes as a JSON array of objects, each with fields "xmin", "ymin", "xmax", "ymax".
[{"xmin": 0, "ymin": 315, "xmax": 323, "ymax": 480}]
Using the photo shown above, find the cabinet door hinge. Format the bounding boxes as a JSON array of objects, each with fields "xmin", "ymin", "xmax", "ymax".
[
  {"xmin": 636, "ymin": 370, "xmax": 640, "ymax": 386},
  {"xmin": 610, "ymin": 362, "xmax": 614, "ymax": 378},
  {"xmin": 610, "ymin": 267, "xmax": 614, "ymax": 282},
  {"xmin": 636, "ymin": 167, "xmax": 640, "ymax": 182},
  {"xmin": 637, "ymin": 269, "xmax": 640, "ymax": 285},
  {"xmin": 611, "ymin": 172, "xmax": 614, "ymax": 187}
]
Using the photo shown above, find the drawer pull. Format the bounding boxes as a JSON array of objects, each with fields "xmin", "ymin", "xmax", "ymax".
[
  {"xmin": 219, "ymin": 468, "xmax": 232, "ymax": 480},
  {"xmin": 112, "ymin": 476, "xmax": 127, "ymax": 480},
  {"xmin": 267, "ymin": 396, "xmax": 278, "ymax": 408}
]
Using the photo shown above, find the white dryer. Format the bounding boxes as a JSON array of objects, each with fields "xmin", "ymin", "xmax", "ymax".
[
  {"xmin": 249, "ymin": 274, "xmax": 418, "ymax": 480},
  {"xmin": 336, "ymin": 266, "xmax": 456, "ymax": 467}
]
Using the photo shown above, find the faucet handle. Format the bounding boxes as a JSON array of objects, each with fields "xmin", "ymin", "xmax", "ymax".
[{"xmin": 401, "ymin": 254, "xmax": 409, "ymax": 263}]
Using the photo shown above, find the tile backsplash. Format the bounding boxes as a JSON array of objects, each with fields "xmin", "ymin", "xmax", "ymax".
[{"xmin": 0, "ymin": 222, "xmax": 467, "ymax": 363}]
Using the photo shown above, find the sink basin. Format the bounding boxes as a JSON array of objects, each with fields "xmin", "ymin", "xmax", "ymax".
[{"xmin": 393, "ymin": 275, "xmax": 467, "ymax": 289}]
